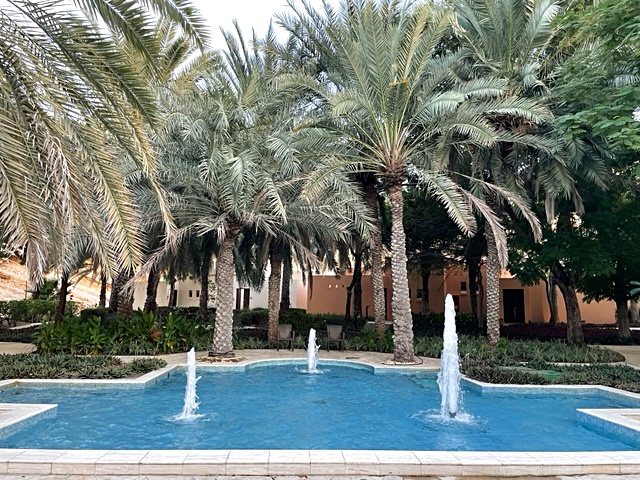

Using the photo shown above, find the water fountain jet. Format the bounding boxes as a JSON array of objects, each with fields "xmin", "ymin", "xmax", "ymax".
[
  {"xmin": 176, "ymin": 347, "xmax": 201, "ymax": 420},
  {"xmin": 437, "ymin": 294, "xmax": 461, "ymax": 418},
  {"xmin": 307, "ymin": 328, "xmax": 320, "ymax": 373}
]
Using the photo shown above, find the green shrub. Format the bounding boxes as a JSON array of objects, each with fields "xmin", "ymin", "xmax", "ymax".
[
  {"xmin": 413, "ymin": 311, "xmax": 479, "ymax": 336},
  {"xmin": 461, "ymin": 359, "xmax": 552, "ymax": 385},
  {"xmin": 0, "ymin": 354, "xmax": 166, "ymax": 380},
  {"xmin": 345, "ymin": 328, "xmax": 394, "ymax": 352},
  {"xmin": 79, "ymin": 307, "xmax": 108, "ymax": 322},
  {"xmin": 32, "ymin": 309, "xmax": 209, "ymax": 356},
  {"xmin": 0, "ymin": 299, "xmax": 57, "ymax": 324},
  {"xmin": 415, "ymin": 335, "xmax": 624, "ymax": 364},
  {"xmin": 234, "ymin": 308, "xmax": 268, "ymax": 327}
]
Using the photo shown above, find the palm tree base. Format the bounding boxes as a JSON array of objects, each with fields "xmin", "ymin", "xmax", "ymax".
[{"xmin": 208, "ymin": 350, "xmax": 236, "ymax": 358}]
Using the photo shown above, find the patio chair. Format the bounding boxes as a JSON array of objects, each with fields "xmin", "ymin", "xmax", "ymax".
[
  {"xmin": 326, "ymin": 324, "xmax": 345, "ymax": 351},
  {"xmin": 275, "ymin": 323, "xmax": 295, "ymax": 351}
]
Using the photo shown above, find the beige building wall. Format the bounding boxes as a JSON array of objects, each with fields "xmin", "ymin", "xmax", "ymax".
[{"xmin": 306, "ymin": 267, "xmax": 617, "ymax": 325}]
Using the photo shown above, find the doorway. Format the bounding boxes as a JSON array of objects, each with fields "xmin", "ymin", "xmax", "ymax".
[{"xmin": 503, "ymin": 289, "xmax": 525, "ymax": 323}]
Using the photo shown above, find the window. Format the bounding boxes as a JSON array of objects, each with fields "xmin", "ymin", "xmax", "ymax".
[
  {"xmin": 460, "ymin": 281, "xmax": 467, "ymax": 293},
  {"xmin": 188, "ymin": 290, "xmax": 193, "ymax": 298},
  {"xmin": 235, "ymin": 288, "xmax": 242, "ymax": 310},
  {"xmin": 196, "ymin": 290, "xmax": 200, "ymax": 298},
  {"xmin": 243, "ymin": 288, "xmax": 250, "ymax": 309}
]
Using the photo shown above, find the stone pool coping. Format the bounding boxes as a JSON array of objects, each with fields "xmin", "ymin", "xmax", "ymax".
[{"xmin": 2, "ymin": 355, "xmax": 640, "ymax": 477}]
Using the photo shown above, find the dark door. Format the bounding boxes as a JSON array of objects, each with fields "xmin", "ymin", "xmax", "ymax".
[{"xmin": 503, "ymin": 289, "xmax": 525, "ymax": 323}]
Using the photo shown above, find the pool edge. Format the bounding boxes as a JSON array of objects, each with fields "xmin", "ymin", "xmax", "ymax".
[{"xmin": 1, "ymin": 356, "xmax": 640, "ymax": 477}]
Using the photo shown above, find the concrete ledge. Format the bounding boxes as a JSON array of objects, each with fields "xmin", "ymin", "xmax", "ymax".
[
  {"xmin": 0, "ymin": 404, "xmax": 57, "ymax": 439},
  {"xmin": 0, "ymin": 448, "xmax": 638, "ymax": 477}
]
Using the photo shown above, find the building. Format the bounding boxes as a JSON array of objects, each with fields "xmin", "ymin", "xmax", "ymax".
[{"xmin": 134, "ymin": 262, "xmax": 616, "ymax": 325}]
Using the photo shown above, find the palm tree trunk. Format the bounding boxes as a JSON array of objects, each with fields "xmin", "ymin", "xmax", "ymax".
[
  {"xmin": 167, "ymin": 261, "xmax": 177, "ymax": 307},
  {"xmin": 485, "ymin": 225, "xmax": 501, "ymax": 347},
  {"xmin": 477, "ymin": 268, "xmax": 484, "ymax": 326},
  {"xmin": 345, "ymin": 281, "xmax": 353, "ymax": 321},
  {"xmin": 421, "ymin": 268, "xmax": 431, "ymax": 316},
  {"xmin": 364, "ymin": 182, "xmax": 386, "ymax": 340},
  {"xmin": 54, "ymin": 272, "xmax": 69, "ymax": 324},
  {"xmin": 280, "ymin": 255, "xmax": 292, "ymax": 313},
  {"xmin": 116, "ymin": 268, "xmax": 134, "ymax": 319},
  {"xmin": 144, "ymin": 265, "xmax": 160, "ymax": 313},
  {"xmin": 544, "ymin": 275, "xmax": 559, "ymax": 325},
  {"xmin": 352, "ymin": 244, "xmax": 363, "ymax": 324},
  {"xmin": 108, "ymin": 271, "xmax": 121, "ymax": 313},
  {"xmin": 199, "ymin": 242, "xmax": 214, "ymax": 322},
  {"xmin": 468, "ymin": 262, "xmax": 478, "ymax": 323},
  {"xmin": 552, "ymin": 263, "xmax": 584, "ymax": 345},
  {"xmin": 209, "ymin": 233, "xmax": 238, "ymax": 357},
  {"xmin": 388, "ymin": 182, "xmax": 414, "ymax": 363},
  {"xmin": 99, "ymin": 273, "xmax": 107, "ymax": 308},
  {"xmin": 631, "ymin": 299, "xmax": 639, "ymax": 325},
  {"xmin": 267, "ymin": 239, "xmax": 283, "ymax": 344}
]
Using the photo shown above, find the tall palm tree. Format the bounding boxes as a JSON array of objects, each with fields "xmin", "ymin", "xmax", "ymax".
[
  {"xmin": 453, "ymin": 0, "xmax": 606, "ymax": 345},
  {"xmin": 278, "ymin": 0, "xmax": 539, "ymax": 362},
  {"xmin": 0, "ymin": 0, "xmax": 207, "ymax": 287},
  {"xmin": 152, "ymin": 26, "xmax": 369, "ymax": 357}
]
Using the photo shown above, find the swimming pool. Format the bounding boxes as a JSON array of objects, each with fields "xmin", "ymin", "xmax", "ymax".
[{"xmin": 1, "ymin": 361, "xmax": 639, "ymax": 451}]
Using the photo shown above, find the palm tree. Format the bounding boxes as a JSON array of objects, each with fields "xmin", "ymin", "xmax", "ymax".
[
  {"xmin": 152, "ymin": 25, "xmax": 369, "ymax": 357},
  {"xmin": 453, "ymin": 0, "xmax": 606, "ymax": 345},
  {"xmin": 0, "ymin": 0, "xmax": 207, "ymax": 288},
  {"xmin": 278, "ymin": 0, "xmax": 538, "ymax": 363}
]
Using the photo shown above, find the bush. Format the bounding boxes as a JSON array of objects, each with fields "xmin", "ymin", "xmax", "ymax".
[
  {"xmin": 33, "ymin": 310, "xmax": 210, "ymax": 355},
  {"xmin": 413, "ymin": 311, "xmax": 480, "ymax": 336},
  {"xmin": 79, "ymin": 307, "xmax": 108, "ymax": 322},
  {"xmin": 0, "ymin": 299, "xmax": 57, "ymax": 325},
  {"xmin": 281, "ymin": 309, "xmax": 333, "ymax": 334},
  {"xmin": 0, "ymin": 324, "xmax": 39, "ymax": 343},
  {"xmin": 235, "ymin": 308, "xmax": 268, "ymax": 328},
  {"xmin": 0, "ymin": 353, "xmax": 166, "ymax": 380},
  {"xmin": 461, "ymin": 359, "xmax": 552, "ymax": 385},
  {"xmin": 345, "ymin": 328, "xmax": 394, "ymax": 352},
  {"xmin": 415, "ymin": 335, "xmax": 624, "ymax": 364}
]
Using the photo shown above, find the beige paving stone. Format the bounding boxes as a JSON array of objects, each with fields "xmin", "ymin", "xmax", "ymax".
[
  {"xmin": 309, "ymin": 450, "xmax": 346, "ymax": 475},
  {"xmin": 6, "ymin": 461, "xmax": 52, "ymax": 474},
  {"xmin": 94, "ymin": 450, "xmax": 147, "ymax": 475},
  {"xmin": 0, "ymin": 449, "xmax": 25, "ymax": 461},
  {"xmin": 227, "ymin": 449, "xmax": 270, "ymax": 463},
  {"xmin": 580, "ymin": 463, "xmax": 622, "ymax": 475},
  {"xmin": 373, "ymin": 451, "xmax": 421, "ymax": 476},
  {"xmin": 184, "ymin": 449, "xmax": 231, "ymax": 461},
  {"xmin": 412, "ymin": 451, "xmax": 462, "ymax": 476},
  {"xmin": 542, "ymin": 463, "xmax": 583, "ymax": 476},
  {"xmin": 11, "ymin": 449, "xmax": 65, "ymax": 462},
  {"xmin": 182, "ymin": 449, "xmax": 230, "ymax": 475},
  {"xmin": 226, "ymin": 449, "xmax": 270, "ymax": 475},
  {"xmin": 501, "ymin": 463, "xmax": 545, "ymax": 476},
  {"xmin": 269, "ymin": 450, "xmax": 311, "ymax": 474},
  {"xmin": 342, "ymin": 450, "xmax": 380, "ymax": 475},
  {"xmin": 620, "ymin": 463, "xmax": 640, "ymax": 475},
  {"xmin": 50, "ymin": 450, "xmax": 104, "ymax": 475}
]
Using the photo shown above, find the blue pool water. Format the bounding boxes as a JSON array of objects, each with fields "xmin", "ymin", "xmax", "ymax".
[{"xmin": 1, "ymin": 363, "xmax": 639, "ymax": 451}]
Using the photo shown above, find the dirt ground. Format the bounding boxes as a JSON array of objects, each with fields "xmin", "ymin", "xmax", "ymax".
[{"xmin": 0, "ymin": 256, "xmax": 102, "ymax": 308}]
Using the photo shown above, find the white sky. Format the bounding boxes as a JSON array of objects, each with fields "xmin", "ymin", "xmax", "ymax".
[{"xmin": 189, "ymin": 0, "xmax": 339, "ymax": 49}]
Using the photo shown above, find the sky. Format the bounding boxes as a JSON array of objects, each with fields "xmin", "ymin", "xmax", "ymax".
[{"xmin": 189, "ymin": 0, "xmax": 339, "ymax": 49}]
